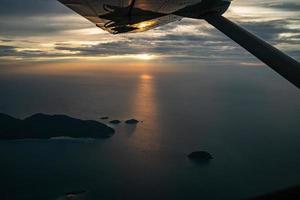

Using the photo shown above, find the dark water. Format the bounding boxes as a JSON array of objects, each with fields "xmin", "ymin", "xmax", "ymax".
[{"xmin": 0, "ymin": 64, "xmax": 300, "ymax": 200}]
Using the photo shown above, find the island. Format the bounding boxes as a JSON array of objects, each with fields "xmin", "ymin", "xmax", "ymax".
[
  {"xmin": 109, "ymin": 120, "xmax": 122, "ymax": 124},
  {"xmin": 125, "ymin": 119, "xmax": 139, "ymax": 124},
  {"xmin": 65, "ymin": 190, "xmax": 87, "ymax": 197},
  {"xmin": 0, "ymin": 113, "xmax": 115, "ymax": 140},
  {"xmin": 188, "ymin": 151, "xmax": 213, "ymax": 162}
]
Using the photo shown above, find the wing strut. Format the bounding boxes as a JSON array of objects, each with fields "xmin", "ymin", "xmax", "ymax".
[{"xmin": 205, "ymin": 15, "xmax": 300, "ymax": 89}]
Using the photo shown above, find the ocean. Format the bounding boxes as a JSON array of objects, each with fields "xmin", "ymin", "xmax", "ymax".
[{"xmin": 0, "ymin": 63, "xmax": 300, "ymax": 199}]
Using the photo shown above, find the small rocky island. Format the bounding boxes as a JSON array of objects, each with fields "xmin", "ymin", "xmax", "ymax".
[
  {"xmin": 188, "ymin": 151, "xmax": 213, "ymax": 162},
  {"xmin": 125, "ymin": 119, "xmax": 139, "ymax": 124},
  {"xmin": 65, "ymin": 190, "xmax": 87, "ymax": 198},
  {"xmin": 109, "ymin": 120, "xmax": 122, "ymax": 124},
  {"xmin": 0, "ymin": 113, "xmax": 115, "ymax": 140}
]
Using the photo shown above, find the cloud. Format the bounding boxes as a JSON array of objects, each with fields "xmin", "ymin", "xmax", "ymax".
[
  {"xmin": 0, "ymin": 45, "xmax": 17, "ymax": 56},
  {"xmin": 0, "ymin": 0, "xmax": 299, "ymax": 64},
  {"xmin": 55, "ymin": 41, "xmax": 139, "ymax": 56},
  {"xmin": 0, "ymin": 0, "xmax": 66, "ymax": 16},
  {"xmin": 269, "ymin": 2, "xmax": 300, "ymax": 11}
]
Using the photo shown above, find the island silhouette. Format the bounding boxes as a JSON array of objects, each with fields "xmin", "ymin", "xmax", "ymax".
[{"xmin": 0, "ymin": 113, "xmax": 114, "ymax": 139}]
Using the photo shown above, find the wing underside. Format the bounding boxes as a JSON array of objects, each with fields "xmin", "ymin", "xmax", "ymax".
[{"xmin": 57, "ymin": 0, "xmax": 195, "ymax": 34}]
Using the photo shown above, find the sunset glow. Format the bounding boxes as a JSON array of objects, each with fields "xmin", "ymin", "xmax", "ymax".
[
  {"xmin": 135, "ymin": 54, "xmax": 155, "ymax": 60},
  {"xmin": 0, "ymin": 0, "xmax": 299, "ymax": 67}
]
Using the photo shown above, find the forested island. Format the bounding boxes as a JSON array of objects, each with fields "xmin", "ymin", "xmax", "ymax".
[{"xmin": 0, "ymin": 113, "xmax": 115, "ymax": 139}]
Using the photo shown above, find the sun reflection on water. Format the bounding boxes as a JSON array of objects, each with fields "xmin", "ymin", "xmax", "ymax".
[{"xmin": 127, "ymin": 73, "xmax": 162, "ymax": 150}]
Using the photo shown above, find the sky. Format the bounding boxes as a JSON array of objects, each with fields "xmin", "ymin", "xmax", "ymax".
[{"xmin": 0, "ymin": 0, "xmax": 300, "ymax": 68}]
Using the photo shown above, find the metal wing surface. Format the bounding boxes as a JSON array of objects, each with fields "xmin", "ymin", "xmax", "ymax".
[{"xmin": 57, "ymin": 0, "xmax": 200, "ymax": 34}]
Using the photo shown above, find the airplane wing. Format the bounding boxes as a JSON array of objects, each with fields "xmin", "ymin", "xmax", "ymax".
[
  {"xmin": 57, "ymin": 0, "xmax": 300, "ymax": 89},
  {"xmin": 57, "ymin": 0, "xmax": 184, "ymax": 34}
]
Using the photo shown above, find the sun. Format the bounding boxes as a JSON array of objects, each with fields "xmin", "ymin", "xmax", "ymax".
[{"xmin": 135, "ymin": 54, "xmax": 154, "ymax": 60}]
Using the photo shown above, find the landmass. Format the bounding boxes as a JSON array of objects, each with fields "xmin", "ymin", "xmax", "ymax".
[
  {"xmin": 188, "ymin": 151, "xmax": 213, "ymax": 162},
  {"xmin": 246, "ymin": 185, "xmax": 300, "ymax": 200},
  {"xmin": 65, "ymin": 190, "xmax": 87, "ymax": 197},
  {"xmin": 109, "ymin": 120, "xmax": 122, "ymax": 124},
  {"xmin": 0, "ymin": 113, "xmax": 115, "ymax": 139},
  {"xmin": 125, "ymin": 119, "xmax": 139, "ymax": 124}
]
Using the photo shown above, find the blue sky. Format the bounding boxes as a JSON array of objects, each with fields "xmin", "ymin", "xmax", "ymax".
[{"xmin": 0, "ymin": 0, "xmax": 299, "ymax": 67}]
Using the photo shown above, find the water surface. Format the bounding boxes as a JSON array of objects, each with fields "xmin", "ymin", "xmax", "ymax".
[{"xmin": 0, "ymin": 64, "xmax": 300, "ymax": 200}]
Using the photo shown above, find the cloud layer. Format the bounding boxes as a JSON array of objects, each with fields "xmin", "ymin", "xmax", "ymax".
[{"xmin": 0, "ymin": 0, "xmax": 299, "ymax": 65}]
